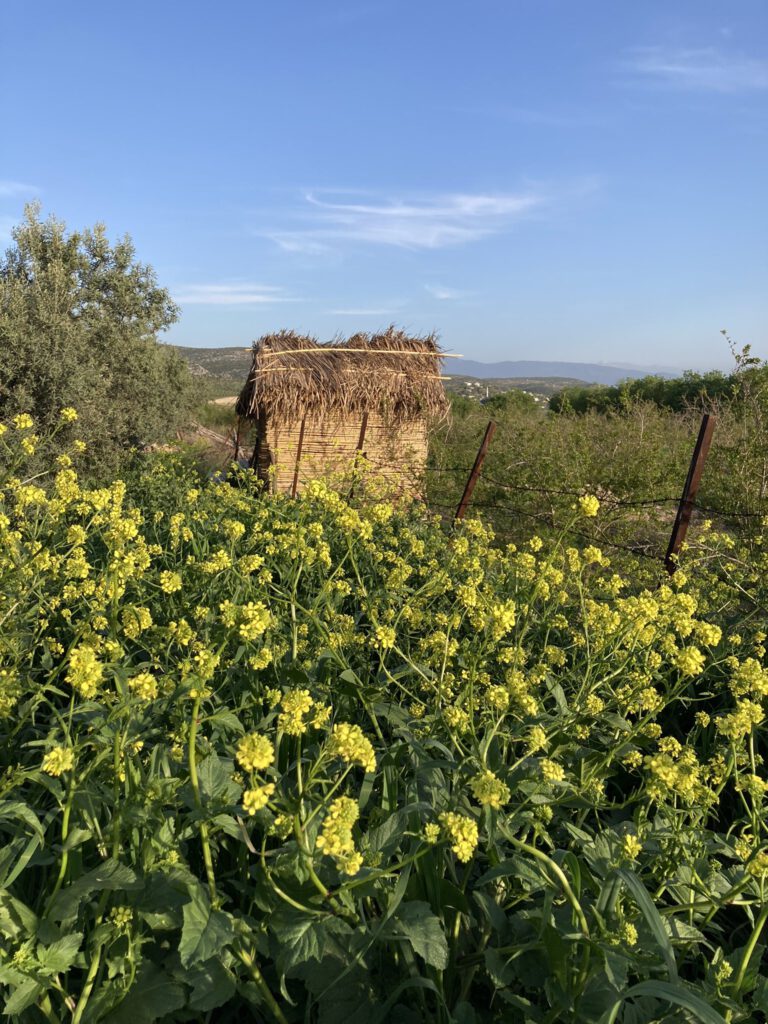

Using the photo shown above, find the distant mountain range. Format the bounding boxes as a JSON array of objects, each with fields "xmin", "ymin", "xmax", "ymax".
[
  {"xmin": 453, "ymin": 360, "xmax": 677, "ymax": 386},
  {"xmin": 173, "ymin": 345, "xmax": 680, "ymax": 390}
]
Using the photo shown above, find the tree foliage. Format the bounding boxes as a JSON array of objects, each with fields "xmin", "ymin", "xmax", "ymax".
[{"xmin": 0, "ymin": 204, "xmax": 196, "ymax": 477}]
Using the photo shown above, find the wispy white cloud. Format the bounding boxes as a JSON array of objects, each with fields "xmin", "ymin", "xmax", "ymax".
[
  {"xmin": 424, "ymin": 284, "xmax": 473, "ymax": 301},
  {"xmin": 625, "ymin": 46, "xmax": 768, "ymax": 92},
  {"xmin": 173, "ymin": 283, "xmax": 299, "ymax": 306},
  {"xmin": 267, "ymin": 188, "xmax": 544, "ymax": 253},
  {"xmin": 327, "ymin": 307, "xmax": 396, "ymax": 316},
  {"xmin": 0, "ymin": 180, "xmax": 38, "ymax": 198}
]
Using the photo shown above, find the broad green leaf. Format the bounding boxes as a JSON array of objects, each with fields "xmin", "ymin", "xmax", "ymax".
[
  {"xmin": 0, "ymin": 892, "xmax": 38, "ymax": 940},
  {"xmin": 179, "ymin": 883, "xmax": 234, "ymax": 967},
  {"xmin": 48, "ymin": 861, "xmax": 138, "ymax": 923},
  {"xmin": 1, "ymin": 832, "xmax": 43, "ymax": 888},
  {"xmin": 36, "ymin": 932, "xmax": 82, "ymax": 975},
  {"xmin": 0, "ymin": 801, "xmax": 45, "ymax": 841},
  {"xmin": 270, "ymin": 906, "xmax": 352, "ymax": 975},
  {"xmin": 104, "ymin": 963, "xmax": 186, "ymax": 1024},
  {"xmin": 3, "ymin": 978, "xmax": 44, "ymax": 1016},
  {"xmin": 186, "ymin": 958, "xmax": 236, "ymax": 1011},
  {"xmin": 617, "ymin": 868, "xmax": 678, "ymax": 981},
  {"xmin": 601, "ymin": 980, "xmax": 728, "ymax": 1024},
  {"xmin": 390, "ymin": 901, "xmax": 449, "ymax": 970},
  {"xmin": 476, "ymin": 855, "xmax": 549, "ymax": 893}
]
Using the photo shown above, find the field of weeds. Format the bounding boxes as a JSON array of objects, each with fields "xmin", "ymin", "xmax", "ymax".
[{"xmin": 1, "ymin": 412, "xmax": 767, "ymax": 1022}]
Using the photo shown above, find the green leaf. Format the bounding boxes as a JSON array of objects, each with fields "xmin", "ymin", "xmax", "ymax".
[
  {"xmin": 617, "ymin": 868, "xmax": 678, "ymax": 981},
  {"xmin": 3, "ymin": 978, "xmax": 44, "ymax": 1016},
  {"xmin": 104, "ymin": 963, "xmax": 186, "ymax": 1024},
  {"xmin": 48, "ymin": 861, "xmax": 138, "ymax": 923},
  {"xmin": 36, "ymin": 933, "xmax": 82, "ymax": 975},
  {"xmin": 270, "ymin": 906, "xmax": 352, "ymax": 975},
  {"xmin": 0, "ymin": 801, "xmax": 45, "ymax": 841},
  {"xmin": 179, "ymin": 883, "xmax": 234, "ymax": 967},
  {"xmin": 476, "ymin": 855, "xmax": 549, "ymax": 893},
  {"xmin": 600, "ymin": 980, "xmax": 728, "ymax": 1024},
  {"xmin": 196, "ymin": 753, "xmax": 241, "ymax": 804},
  {"xmin": 390, "ymin": 901, "xmax": 449, "ymax": 970},
  {"xmin": 186, "ymin": 958, "xmax": 236, "ymax": 1011},
  {"xmin": 0, "ymin": 892, "xmax": 38, "ymax": 940}
]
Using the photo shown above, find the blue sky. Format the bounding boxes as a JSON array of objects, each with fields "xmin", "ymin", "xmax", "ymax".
[{"xmin": 1, "ymin": 1, "xmax": 766, "ymax": 368}]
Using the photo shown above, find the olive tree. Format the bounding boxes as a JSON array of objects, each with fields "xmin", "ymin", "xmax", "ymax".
[{"xmin": 0, "ymin": 204, "xmax": 197, "ymax": 477}]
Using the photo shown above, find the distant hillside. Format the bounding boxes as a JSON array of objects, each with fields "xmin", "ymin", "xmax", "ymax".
[
  {"xmin": 457, "ymin": 360, "xmax": 676, "ymax": 385},
  {"xmin": 444, "ymin": 375, "xmax": 590, "ymax": 403},
  {"xmin": 173, "ymin": 346, "xmax": 671, "ymax": 393},
  {"xmin": 174, "ymin": 345, "xmax": 252, "ymax": 385}
]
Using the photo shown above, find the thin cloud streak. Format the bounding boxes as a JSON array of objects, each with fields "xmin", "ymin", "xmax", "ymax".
[
  {"xmin": 0, "ymin": 180, "xmax": 38, "ymax": 198},
  {"xmin": 425, "ymin": 284, "xmax": 473, "ymax": 301},
  {"xmin": 173, "ymin": 283, "xmax": 299, "ymax": 306},
  {"xmin": 267, "ymin": 188, "xmax": 545, "ymax": 252},
  {"xmin": 327, "ymin": 308, "xmax": 397, "ymax": 316},
  {"xmin": 625, "ymin": 46, "xmax": 768, "ymax": 93}
]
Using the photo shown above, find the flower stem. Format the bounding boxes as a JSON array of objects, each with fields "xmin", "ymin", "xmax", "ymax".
[{"xmin": 189, "ymin": 695, "xmax": 217, "ymax": 901}]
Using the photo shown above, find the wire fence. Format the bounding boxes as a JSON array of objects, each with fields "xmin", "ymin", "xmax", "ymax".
[
  {"xmin": 422, "ymin": 413, "xmax": 766, "ymax": 572},
  {"xmin": 222, "ymin": 413, "xmax": 766, "ymax": 571}
]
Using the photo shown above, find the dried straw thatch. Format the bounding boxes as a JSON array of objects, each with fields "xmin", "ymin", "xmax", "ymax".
[
  {"xmin": 236, "ymin": 327, "xmax": 449, "ymax": 425},
  {"xmin": 236, "ymin": 327, "xmax": 449, "ymax": 495}
]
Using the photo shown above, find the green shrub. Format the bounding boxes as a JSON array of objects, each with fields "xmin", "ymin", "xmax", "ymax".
[{"xmin": 0, "ymin": 205, "xmax": 197, "ymax": 480}]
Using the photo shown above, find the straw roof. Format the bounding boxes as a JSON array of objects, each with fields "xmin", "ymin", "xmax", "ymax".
[{"xmin": 236, "ymin": 327, "xmax": 449, "ymax": 425}]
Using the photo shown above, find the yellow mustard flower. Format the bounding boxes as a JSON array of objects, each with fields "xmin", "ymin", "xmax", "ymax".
[
  {"xmin": 243, "ymin": 784, "xmax": 275, "ymax": 814},
  {"xmin": 439, "ymin": 811, "xmax": 478, "ymax": 862},
  {"xmin": 42, "ymin": 746, "xmax": 75, "ymax": 776},
  {"xmin": 236, "ymin": 733, "xmax": 274, "ymax": 772},
  {"xmin": 328, "ymin": 723, "xmax": 376, "ymax": 773},
  {"xmin": 469, "ymin": 769, "xmax": 510, "ymax": 809}
]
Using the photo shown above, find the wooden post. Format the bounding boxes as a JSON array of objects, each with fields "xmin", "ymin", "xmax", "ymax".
[
  {"xmin": 664, "ymin": 413, "xmax": 715, "ymax": 574},
  {"xmin": 290, "ymin": 415, "xmax": 307, "ymax": 498},
  {"xmin": 455, "ymin": 420, "xmax": 496, "ymax": 521},
  {"xmin": 349, "ymin": 413, "xmax": 369, "ymax": 500},
  {"xmin": 249, "ymin": 414, "xmax": 262, "ymax": 471},
  {"xmin": 234, "ymin": 417, "xmax": 244, "ymax": 462}
]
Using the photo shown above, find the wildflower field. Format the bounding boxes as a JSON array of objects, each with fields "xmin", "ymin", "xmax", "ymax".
[{"xmin": 1, "ymin": 414, "xmax": 768, "ymax": 1023}]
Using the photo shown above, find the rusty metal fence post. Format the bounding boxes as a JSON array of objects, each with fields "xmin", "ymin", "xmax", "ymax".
[
  {"xmin": 455, "ymin": 421, "xmax": 496, "ymax": 521},
  {"xmin": 664, "ymin": 413, "xmax": 715, "ymax": 574}
]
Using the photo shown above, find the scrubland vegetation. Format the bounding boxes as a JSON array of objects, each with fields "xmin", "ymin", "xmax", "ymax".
[
  {"xmin": 2, "ymin": 411, "xmax": 768, "ymax": 1023},
  {"xmin": 2, "ymin": 211, "xmax": 768, "ymax": 1023}
]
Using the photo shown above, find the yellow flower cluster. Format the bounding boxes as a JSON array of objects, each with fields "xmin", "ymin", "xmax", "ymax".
[
  {"xmin": 316, "ymin": 796, "xmax": 362, "ymax": 875},
  {"xmin": 716, "ymin": 700, "xmax": 765, "ymax": 741},
  {"xmin": 540, "ymin": 758, "xmax": 565, "ymax": 783},
  {"xmin": 439, "ymin": 811, "xmax": 479, "ymax": 862},
  {"xmin": 236, "ymin": 733, "xmax": 274, "ymax": 772},
  {"xmin": 65, "ymin": 645, "xmax": 103, "ymax": 699},
  {"xmin": 578, "ymin": 495, "xmax": 600, "ymax": 518},
  {"xmin": 243, "ymin": 783, "xmax": 275, "ymax": 814},
  {"xmin": 469, "ymin": 769, "xmax": 510, "ymax": 809},
  {"xmin": 128, "ymin": 672, "xmax": 158, "ymax": 701},
  {"xmin": 41, "ymin": 745, "xmax": 75, "ymax": 776},
  {"xmin": 328, "ymin": 723, "xmax": 376, "ymax": 773},
  {"xmin": 278, "ymin": 689, "xmax": 314, "ymax": 736}
]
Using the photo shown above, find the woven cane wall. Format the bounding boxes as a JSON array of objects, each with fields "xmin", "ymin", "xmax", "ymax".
[{"xmin": 255, "ymin": 414, "xmax": 428, "ymax": 496}]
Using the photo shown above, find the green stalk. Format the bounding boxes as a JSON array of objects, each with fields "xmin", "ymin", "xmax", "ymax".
[
  {"xmin": 188, "ymin": 695, "xmax": 217, "ymax": 900},
  {"xmin": 44, "ymin": 772, "xmax": 76, "ymax": 914},
  {"xmin": 71, "ymin": 937, "xmax": 105, "ymax": 1024},
  {"xmin": 236, "ymin": 947, "xmax": 289, "ymax": 1024},
  {"xmin": 732, "ymin": 900, "xmax": 768, "ymax": 996}
]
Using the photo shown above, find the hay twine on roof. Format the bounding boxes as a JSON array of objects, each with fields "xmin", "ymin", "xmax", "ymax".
[{"xmin": 236, "ymin": 326, "xmax": 450, "ymax": 425}]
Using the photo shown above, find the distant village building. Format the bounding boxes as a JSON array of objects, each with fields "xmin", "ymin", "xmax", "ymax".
[{"xmin": 235, "ymin": 328, "xmax": 449, "ymax": 496}]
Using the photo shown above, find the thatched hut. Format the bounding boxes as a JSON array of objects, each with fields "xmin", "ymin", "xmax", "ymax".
[{"xmin": 235, "ymin": 327, "xmax": 449, "ymax": 495}]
